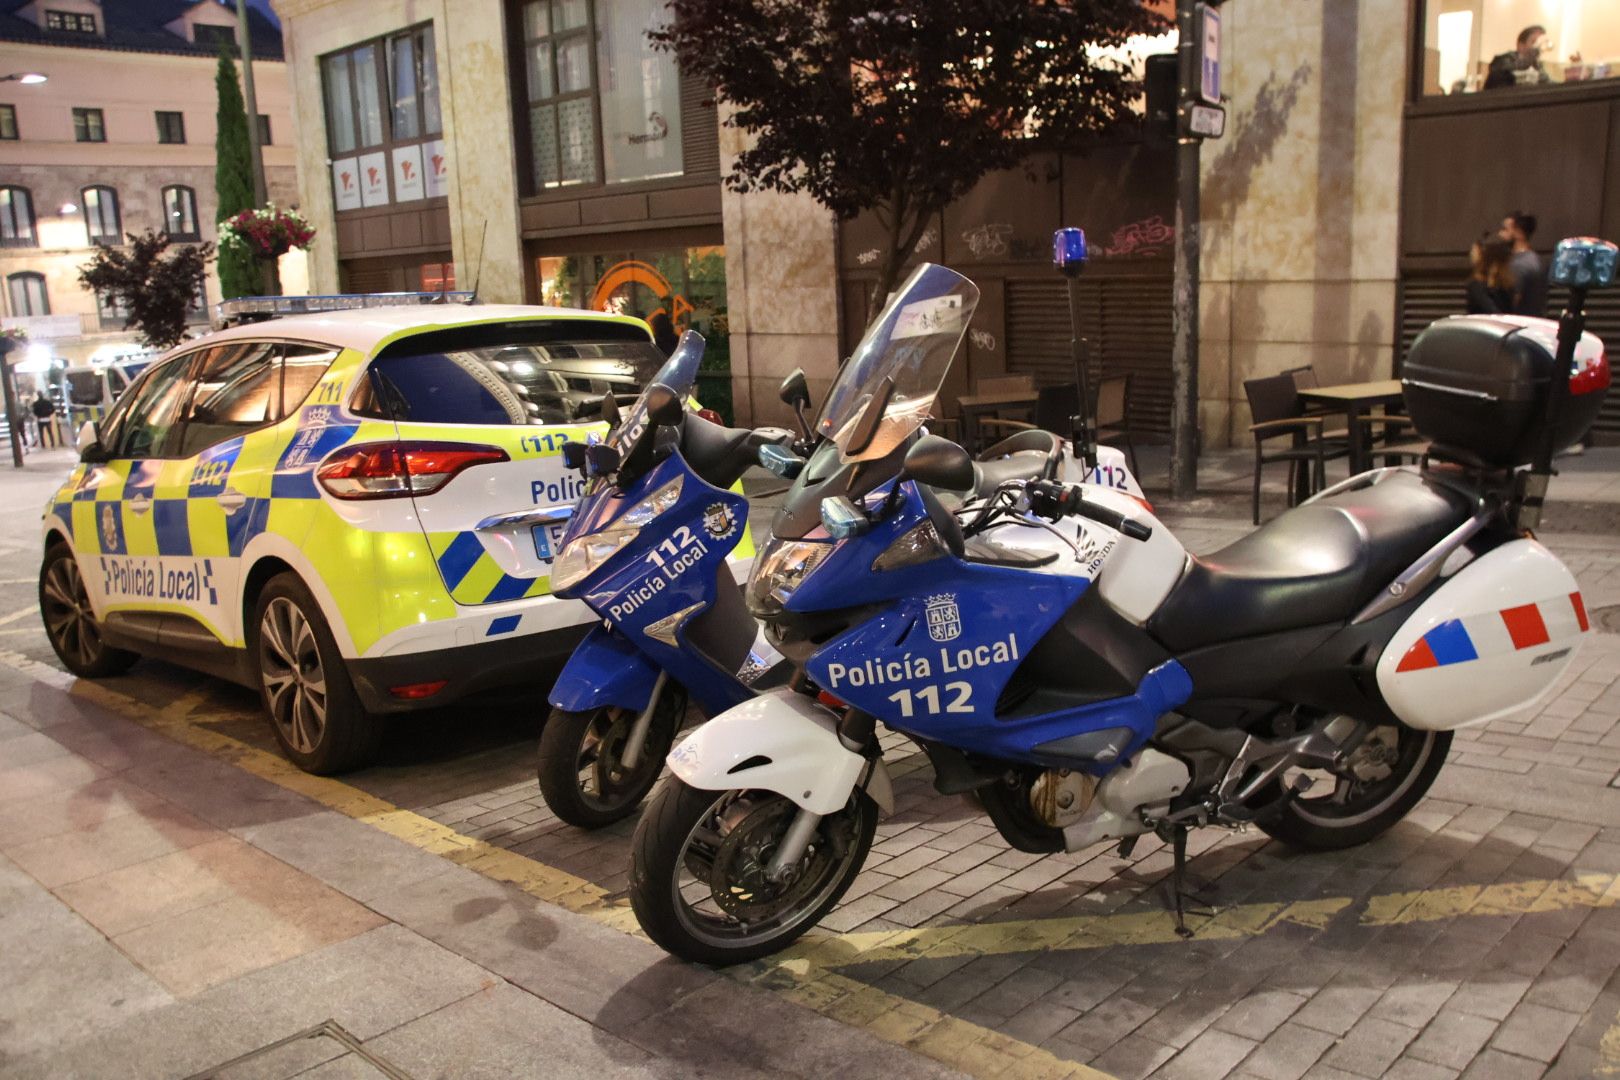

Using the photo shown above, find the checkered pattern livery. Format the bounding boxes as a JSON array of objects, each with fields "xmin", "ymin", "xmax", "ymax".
[{"xmin": 1396, "ymin": 592, "xmax": 1590, "ymax": 672}]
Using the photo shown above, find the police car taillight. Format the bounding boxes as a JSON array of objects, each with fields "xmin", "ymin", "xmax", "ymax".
[{"xmin": 316, "ymin": 441, "xmax": 510, "ymax": 499}]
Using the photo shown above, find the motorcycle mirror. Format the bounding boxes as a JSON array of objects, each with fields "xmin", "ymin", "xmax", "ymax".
[
  {"xmin": 1551, "ymin": 237, "xmax": 1618, "ymax": 289},
  {"xmin": 645, "ymin": 383, "xmax": 684, "ymax": 427},
  {"xmin": 820, "ymin": 495, "xmax": 870, "ymax": 539},
  {"xmin": 560, "ymin": 440, "xmax": 587, "ymax": 471},
  {"xmin": 584, "ymin": 443, "xmax": 621, "ymax": 477},
  {"xmin": 779, "ymin": 367, "xmax": 814, "ymax": 442},
  {"xmin": 1052, "ymin": 227, "xmax": 1088, "ymax": 279},
  {"xmin": 599, "ymin": 392, "xmax": 621, "ymax": 427},
  {"xmin": 901, "ymin": 434, "xmax": 975, "ymax": 492}
]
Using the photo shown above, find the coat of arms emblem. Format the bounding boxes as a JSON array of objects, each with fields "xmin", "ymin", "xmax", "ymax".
[
  {"xmin": 925, "ymin": 594, "xmax": 962, "ymax": 642},
  {"xmin": 703, "ymin": 502, "xmax": 737, "ymax": 541},
  {"xmin": 99, "ymin": 504, "xmax": 118, "ymax": 552}
]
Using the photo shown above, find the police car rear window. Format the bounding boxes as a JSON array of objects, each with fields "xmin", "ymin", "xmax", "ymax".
[{"xmin": 354, "ymin": 323, "xmax": 663, "ymax": 426}]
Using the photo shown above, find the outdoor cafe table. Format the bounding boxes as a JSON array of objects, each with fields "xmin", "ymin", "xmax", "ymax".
[
  {"xmin": 957, "ymin": 390, "xmax": 1039, "ymax": 453},
  {"xmin": 1294, "ymin": 378, "xmax": 1406, "ymax": 500}
]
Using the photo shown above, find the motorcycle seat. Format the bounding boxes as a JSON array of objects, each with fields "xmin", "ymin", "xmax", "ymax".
[
  {"xmin": 1147, "ymin": 470, "xmax": 1475, "ymax": 653},
  {"xmin": 971, "ymin": 429, "xmax": 1062, "ymax": 500}
]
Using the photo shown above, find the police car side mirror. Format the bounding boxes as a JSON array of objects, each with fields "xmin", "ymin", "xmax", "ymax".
[{"xmin": 76, "ymin": 420, "xmax": 108, "ymax": 463}]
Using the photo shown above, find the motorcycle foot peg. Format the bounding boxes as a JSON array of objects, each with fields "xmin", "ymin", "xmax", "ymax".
[{"xmin": 1115, "ymin": 836, "xmax": 1139, "ymax": 859}]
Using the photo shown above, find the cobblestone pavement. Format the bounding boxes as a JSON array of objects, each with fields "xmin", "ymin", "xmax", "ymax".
[{"xmin": 4, "ymin": 447, "xmax": 1620, "ymax": 1077}]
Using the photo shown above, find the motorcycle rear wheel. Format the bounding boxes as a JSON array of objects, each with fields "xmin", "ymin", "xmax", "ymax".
[
  {"xmin": 1262, "ymin": 724, "xmax": 1451, "ymax": 851},
  {"xmin": 629, "ymin": 779, "xmax": 876, "ymax": 965}
]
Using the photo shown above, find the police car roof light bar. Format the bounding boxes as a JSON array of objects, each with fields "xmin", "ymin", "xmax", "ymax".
[{"xmin": 214, "ymin": 291, "xmax": 476, "ymax": 327}]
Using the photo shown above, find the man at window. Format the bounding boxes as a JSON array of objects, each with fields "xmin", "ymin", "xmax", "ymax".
[{"xmin": 1485, "ymin": 25, "xmax": 1552, "ymax": 89}]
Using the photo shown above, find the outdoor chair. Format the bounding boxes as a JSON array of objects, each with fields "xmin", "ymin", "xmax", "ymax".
[
  {"xmin": 1094, "ymin": 374, "xmax": 1139, "ymax": 477},
  {"xmin": 1288, "ymin": 363, "xmax": 1423, "ymax": 465},
  {"xmin": 1243, "ymin": 372, "xmax": 1349, "ymax": 524}
]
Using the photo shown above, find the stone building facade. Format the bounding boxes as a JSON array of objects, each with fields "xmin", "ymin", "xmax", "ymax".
[{"xmin": 0, "ymin": 0, "xmax": 297, "ymax": 366}]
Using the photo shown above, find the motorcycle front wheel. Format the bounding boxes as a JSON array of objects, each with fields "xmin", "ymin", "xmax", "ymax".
[
  {"xmin": 629, "ymin": 779, "xmax": 877, "ymax": 965},
  {"xmin": 536, "ymin": 687, "xmax": 686, "ymax": 829},
  {"xmin": 1262, "ymin": 723, "xmax": 1451, "ymax": 851}
]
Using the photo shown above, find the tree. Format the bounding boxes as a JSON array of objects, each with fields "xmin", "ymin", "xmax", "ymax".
[
  {"xmin": 215, "ymin": 45, "xmax": 259, "ymax": 299},
  {"xmin": 654, "ymin": 0, "xmax": 1166, "ymax": 308},
  {"xmin": 79, "ymin": 231, "xmax": 215, "ymax": 350}
]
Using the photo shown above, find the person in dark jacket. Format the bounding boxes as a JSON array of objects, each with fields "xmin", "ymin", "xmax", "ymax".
[
  {"xmin": 647, "ymin": 311, "xmax": 679, "ymax": 358},
  {"xmin": 31, "ymin": 391, "xmax": 58, "ymax": 448},
  {"xmin": 1499, "ymin": 210, "xmax": 1548, "ymax": 316},
  {"xmin": 1485, "ymin": 25, "xmax": 1551, "ymax": 89},
  {"xmin": 1466, "ymin": 233, "xmax": 1515, "ymax": 314}
]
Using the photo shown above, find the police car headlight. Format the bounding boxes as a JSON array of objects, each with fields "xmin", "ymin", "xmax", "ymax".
[
  {"xmin": 746, "ymin": 537, "xmax": 835, "ymax": 618},
  {"xmin": 550, "ymin": 477, "xmax": 682, "ymax": 592}
]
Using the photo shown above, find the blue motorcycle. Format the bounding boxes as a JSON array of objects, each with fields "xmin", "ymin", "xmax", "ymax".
[
  {"xmin": 627, "ymin": 233, "xmax": 1614, "ymax": 964},
  {"xmin": 537, "ymin": 332, "xmax": 797, "ymax": 827}
]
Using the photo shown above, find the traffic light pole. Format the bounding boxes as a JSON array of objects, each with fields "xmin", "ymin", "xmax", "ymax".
[
  {"xmin": 1170, "ymin": 0, "xmax": 1201, "ymax": 500},
  {"xmin": 235, "ymin": 0, "xmax": 268, "ymax": 208}
]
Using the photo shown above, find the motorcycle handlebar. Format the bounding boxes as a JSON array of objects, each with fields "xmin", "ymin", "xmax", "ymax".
[{"xmin": 1028, "ymin": 481, "xmax": 1152, "ymax": 541}]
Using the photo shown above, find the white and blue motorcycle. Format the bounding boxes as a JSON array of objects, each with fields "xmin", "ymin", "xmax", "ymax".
[{"xmin": 627, "ymin": 232, "xmax": 1614, "ymax": 965}]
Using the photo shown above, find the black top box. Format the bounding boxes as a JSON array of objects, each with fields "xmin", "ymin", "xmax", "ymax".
[{"xmin": 1401, "ymin": 315, "xmax": 1609, "ymax": 469}]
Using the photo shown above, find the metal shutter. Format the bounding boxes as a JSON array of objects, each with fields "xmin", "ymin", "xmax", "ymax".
[
  {"xmin": 1005, "ymin": 276, "xmax": 1173, "ymax": 435},
  {"xmin": 680, "ymin": 74, "xmax": 720, "ymax": 177}
]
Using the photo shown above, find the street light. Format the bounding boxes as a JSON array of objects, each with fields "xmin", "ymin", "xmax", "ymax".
[{"xmin": 0, "ymin": 73, "xmax": 47, "ymax": 84}]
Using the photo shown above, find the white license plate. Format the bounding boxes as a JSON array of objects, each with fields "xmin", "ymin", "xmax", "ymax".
[{"xmin": 532, "ymin": 523, "xmax": 568, "ymax": 562}]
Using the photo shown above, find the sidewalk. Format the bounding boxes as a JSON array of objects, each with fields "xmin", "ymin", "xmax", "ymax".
[{"xmin": 0, "ymin": 666, "xmax": 961, "ymax": 1079}]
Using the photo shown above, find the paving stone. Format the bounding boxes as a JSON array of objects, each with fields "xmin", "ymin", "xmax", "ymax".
[
  {"xmin": 1084, "ymin": 1033, "xmax": 1177, "ymax": 1080},
  {"xmin": 1487, "ymin": 1001, "xmax": 1581, "ymax": 1063},
  {"xmin": 1457, "ymin": 1049, "xmax": 1545, "ymax": 1080},
  {"xmin": 1156, "ymin": 1027, "xmax": 1259, "ymax": 1080},
  {"xmin": 1405, "ymin": 1010, "xmax": 1501, "ymax": 1070},
  {"xmin": 1233, "ymin": 1021, "xmax": 1337, "ymax": 1080}
]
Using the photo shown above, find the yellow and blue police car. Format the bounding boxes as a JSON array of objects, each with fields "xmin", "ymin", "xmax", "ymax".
[{"xmin": 38, "ymin": 294, "xmax": 743, "ymax": 773}]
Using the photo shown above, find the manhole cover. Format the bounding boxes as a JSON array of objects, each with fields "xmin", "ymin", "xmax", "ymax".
[{"xmin": 1594, "ymin": 604, "xmax": 1620, "ymax": 635}]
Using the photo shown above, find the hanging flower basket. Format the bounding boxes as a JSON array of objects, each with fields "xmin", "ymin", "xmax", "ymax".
[{"xmin": 219, "ymin": 203, "xmax": 316, "ymax": 261}]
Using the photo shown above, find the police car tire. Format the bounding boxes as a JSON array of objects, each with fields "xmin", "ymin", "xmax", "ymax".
[
  {"xmin": 252, "ymin": 574, "xmax": 381, "ymax": 775},
  {"xmin": 536, "ymin": 691, "xmax": 684, "ymax": 829},
  {"xmin": 39, "ymin": 543, "xmax": 138, "ymax": 679}
]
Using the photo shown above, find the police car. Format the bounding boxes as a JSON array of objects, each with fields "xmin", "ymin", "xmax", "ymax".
[{"xmin": 38, "ymin": 294, "xmax": 747, "ymax": 773}]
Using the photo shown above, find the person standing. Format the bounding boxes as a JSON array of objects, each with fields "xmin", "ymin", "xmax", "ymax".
[
  {"xmin": 1466, "ymin": 233, "xmax": 1516, "ymax": 314},
  {"xmin": 1485, "ymin": 26, "xmax": 1552, "ymax": 89},
  {"xmin": 31, "ymin": 391, "xmax": 58, "ymax": 449},
  {"xmin": 1500, "ymin": 211, "xmax": 1548, "ymax": 316}
]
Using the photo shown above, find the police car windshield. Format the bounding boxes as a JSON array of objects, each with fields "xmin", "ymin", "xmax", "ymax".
[
  {"xmin": 606, "ymin": 330, "xmax": 703, "ymax": 452},
  {"xmin": 355, "ymin": 329, "xmax": 664, "ymax": 427}
]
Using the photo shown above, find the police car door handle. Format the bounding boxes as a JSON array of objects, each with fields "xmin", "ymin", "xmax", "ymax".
[
  {"xmin": 216, "ymin": 488, "xmax": 247, "ymax": 512},
  {"xmin": 128, "ymin": 493, "xmax": 152, "ymax": 515}
]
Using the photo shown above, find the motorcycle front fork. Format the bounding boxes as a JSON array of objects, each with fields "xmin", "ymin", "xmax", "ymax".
[
  {"xmin": 765, "ymin": 707, "xmax": 881, "ymax": 882},
  {"xmin": 619, "ymin": 670, "xmax": 670, "ymax": 771}
]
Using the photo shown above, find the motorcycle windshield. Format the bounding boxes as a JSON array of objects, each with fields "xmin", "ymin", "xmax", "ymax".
[
  {"xmin": 607, "ymin": 329, "xmax": 704, "ymax": 451},
  {"xmin": 817, "ymin": 264, "xmax": 979, "ymax": 462}
]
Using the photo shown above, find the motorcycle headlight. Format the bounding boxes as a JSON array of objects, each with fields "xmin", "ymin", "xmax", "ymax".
[
  {"xmin": 550, "ymin": 477, "xmax": 682, "ymax": 592},
  {"xmin": 746, "ymin": 536, "xmax": 836, "ymax": 618}
]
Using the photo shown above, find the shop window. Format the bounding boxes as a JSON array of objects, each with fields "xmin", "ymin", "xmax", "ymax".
[
  {"xmin": 420, "ymin": 262, "xmax": 456, "ymax": 291},
  {"xmin": 596, "ymin": 0, "xmax": 683, "ymax": 183},
  {"xmin": 82, "ymin": 185, "xmax": 121, "ymax": 245},
  {"xmin": 0, "ymin": 105, "xmax": 16, "ymax": 140},
  {"xmin": 162, "ymin": 185, "xmax": 199, "ymax": 241},
  {"xmin": 73, "ymin": 107, "xmax": 105, "ymax": 142},
  {"xmin": 0, "ymin": 186, "xmax": 36, "ymax": 247},
  {"xmin": 7, "ymin": 272, "xmax": 48, "ymax": 317},
  {"xmin": 156, "ymin": 110, "xmax": 186, "ymax": 144},
  {"xmin": 322, "ymin": 25, "xmax": 443, "ymax": 208},
  {"xmin": 1419, "ymin": 1, "xmax": 1620, "ymax": 96}
]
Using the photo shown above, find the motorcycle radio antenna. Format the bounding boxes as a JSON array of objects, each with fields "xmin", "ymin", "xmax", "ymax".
[
  {"xmin": 1051, "ymin": 228, "xmax": 1098, "ymax": 472},
  {"xmin": 470, "ymin": 220, "xmax": 489, "ymax": 304}
]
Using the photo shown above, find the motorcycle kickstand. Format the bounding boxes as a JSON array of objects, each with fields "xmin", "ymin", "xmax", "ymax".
[{"xmin": 1164, "ymin": 826, "xmax": 1217, "ymax": 939}]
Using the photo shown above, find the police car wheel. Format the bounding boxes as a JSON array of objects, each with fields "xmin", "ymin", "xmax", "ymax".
[
  {"xmin": 39, "ymin": 543, "xmax": 137, "ymax": 678},
  {"xmin": 253, "ymin": 573, "xmax": 381, "ymax": 775}
]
